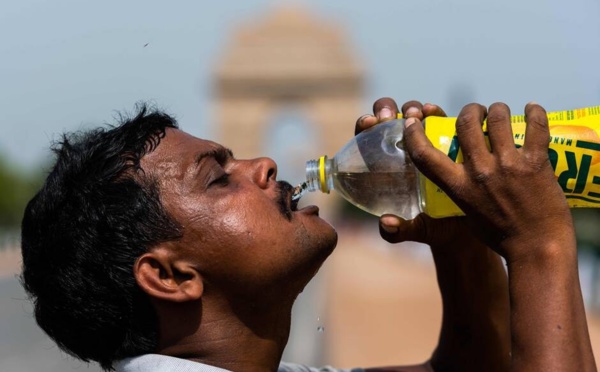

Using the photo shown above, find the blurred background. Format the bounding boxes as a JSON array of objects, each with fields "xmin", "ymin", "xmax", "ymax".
[{"xmin": 1, "ymin": 0, "xmax": 600, "ymax": 370}]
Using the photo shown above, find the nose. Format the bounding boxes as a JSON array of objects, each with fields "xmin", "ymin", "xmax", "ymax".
[{"xmin": 250, "ymin": 157, "xmax": 278, "ymax": 189}]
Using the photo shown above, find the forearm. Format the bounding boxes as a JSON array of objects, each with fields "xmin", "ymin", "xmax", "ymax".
[
  {"xmin": 507, "ymin": 240, "xmax": 596, "ymax": 371},
  {"xmin": 429, "ymin": 243, "xmax": 510, "ymax": 372}
]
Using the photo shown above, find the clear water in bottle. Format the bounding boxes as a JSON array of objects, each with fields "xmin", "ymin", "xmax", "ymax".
[
  {"xmin": 297, "ymin": 119, "xmax": 424, "ymax": 219},
  {"xmin": 333, "ymin": 170, "xmax": 421, "ymax": 218}
]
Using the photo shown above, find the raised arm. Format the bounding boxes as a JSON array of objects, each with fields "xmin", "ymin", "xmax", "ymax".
[
  {"xmin": 401, "ymin": 101, "xmax": 596, "ymax": 371},
  {"xmin": 358, "ymin": 99, "xmax": 510, "ymax": 372}
]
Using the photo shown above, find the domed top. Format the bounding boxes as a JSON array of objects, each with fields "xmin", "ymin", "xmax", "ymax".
[{"xmin": 215, "ymin": 4, "xmax": 363, "ymax": 86}]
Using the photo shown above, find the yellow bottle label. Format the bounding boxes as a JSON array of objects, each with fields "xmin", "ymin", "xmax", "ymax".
[{"xmin": 415, "ymin": 106, "xmax": 600, "ymax": 218}]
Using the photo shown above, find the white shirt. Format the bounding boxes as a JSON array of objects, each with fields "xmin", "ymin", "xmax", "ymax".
[{"xmin": 115, "ymin": 354, "xmax": 364, "ymax": 372}]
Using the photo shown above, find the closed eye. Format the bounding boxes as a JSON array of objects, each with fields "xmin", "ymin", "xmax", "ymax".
[{"xmin": 210, "ymin": 173, "xmax": 230, "ymax": 187}]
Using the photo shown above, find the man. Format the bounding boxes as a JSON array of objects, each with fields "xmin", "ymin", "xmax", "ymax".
[{"xmin": 20, "ymin": 98, "xmax": 596, "ymax": 371}]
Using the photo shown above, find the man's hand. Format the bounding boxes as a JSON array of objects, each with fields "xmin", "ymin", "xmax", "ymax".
[
  {"xmin": 357, "ymin": 98, "xmax": 510, "ymax": 372},
  {"xmin": 392, "ymin": 99, "xmax": 595, "ymax": 371},
  {"xmin": 355, "ymin": 98, "xmax": 469, "ymax": 248},
  {"xmin": 402, "ymin": 102, "xmax": 573, "ymax": 262}
]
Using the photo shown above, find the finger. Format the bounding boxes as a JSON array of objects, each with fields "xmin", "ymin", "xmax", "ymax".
[
  {"xmin": 523, "ymin": 102, "xmax": 551, "ymax": 160},
  {"xmin": 486, "ymin": 102, "xmax": 516, "ymax": 157},
  {"xmin": 455, "ymin": 103, "xmax": 490, "ymax": 161},
  {"xmin": 379, "ymin": 214, "xmax": 427, "ymax": 243},
  {"xmin": 380, "ymin": 214, "xmax": 464, "ymax": 246},
  {"xmin": 403, "ymin": 117, "xmax": 464, "ymax": 192},
  {"xmin": 355, "ymin": 114, "xmax": 378, "ymax": 135},
  {"xmin": 401, "ymin": 101, "xmax": 424, "ymax": 120},
  {"xmin": 373, "ymin": 97, "xmax": 399, "ymax": 122},
  {"xmin": 422, "ymin": 103, "xmax": 447, "ymax": 118}
]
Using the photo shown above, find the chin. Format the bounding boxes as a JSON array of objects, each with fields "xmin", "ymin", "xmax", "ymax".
[
  {"xmin": 311, "ymin": 226, "xmax": 338, "ymax": 264},
  {"xmin": 324, "ymin": 230, "xmax": 338, "ymax": 257},
  {"xmin": 322, "ymin": 222, "xmax": 338, "ymax": 252}
]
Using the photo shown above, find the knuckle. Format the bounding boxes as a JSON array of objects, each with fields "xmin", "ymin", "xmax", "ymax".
[
  {"xmin": 498, "ymin": 155, "xmax": 517, "ymax": 171},
  {"xmin": 523, "ymin": 151, "xmax": 549, "ymax": 170},
  {"xmin": 456, "ymin": 112, "xmax": 476, "ymax": 128},
  {"xmin": 408, "ymin": 145, "xmax": 429, "ymax": 166},
  {"xmin": 469, "ymin": 161, "xmax": 495, "ymax": 184},
  {"xmin": 499, "ymin": 153, "xmax": 547, "ymax": 178},
  {"xmin": 473, "ymin": 168, "xmax": 493, "ymax": 184},
  {"xmin": 456, "ymin": 103, "xmax": 483, "ymax": 127},
  {"xmin": 526, "ymin": 115, "xmax": 549, "ymax": 132}
]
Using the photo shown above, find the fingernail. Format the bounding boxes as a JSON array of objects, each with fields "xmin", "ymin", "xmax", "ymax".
[
  {"xmin": 405, "ymin": 107, "xmax": 420, "ymax": 117},
  {"xmin": 381, "ymin": 224, "xmax": 399, "ymax": 234},
  {"xmin": 405, "ymin": 117, "xmax": 416, "ymax": 127},
  {"xmin": 378, "ymin": 107, "xmax": 393, "ymax": 120},
  {"xmin": 528, "ymin": 101, "xmax": 538, "ymax": 106}
]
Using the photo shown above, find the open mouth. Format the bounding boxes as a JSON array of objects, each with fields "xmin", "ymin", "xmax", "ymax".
[
  {"xmin": 278, "ymin": 180, "xmax": 320, "ymax": 218},
  {"xmin": 277, "ymin": 181, "xmax": 297, "ymax": 219},
  {"xmin": 290, "ymin": 193, "xmax": 299, "ymax": 211}
]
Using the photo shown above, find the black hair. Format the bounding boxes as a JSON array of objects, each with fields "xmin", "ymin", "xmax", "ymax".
[{"xmin": 20, "ymin": 104, "xmax": 183, "ymax": 370}]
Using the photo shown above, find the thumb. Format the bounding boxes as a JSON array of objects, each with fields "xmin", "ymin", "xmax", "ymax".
[{"xmin": 379, "ymin": 214, "xmax": 428, "ymax": 244}]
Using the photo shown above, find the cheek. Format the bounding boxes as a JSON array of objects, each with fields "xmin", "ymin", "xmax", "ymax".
[
  {"xmin": 217, "ymin": 209, "xmax": 255, "ymax": 242},
  {"xmin": 218, "ymin": 201, "xmax": 282, "ymax": 243},
  {"xmin": 202, "ymin": 196, "xmax": 263, "ymax": 244},
  {"xmin": 176, "ymin": 187, "xmax": 291, "ymax": 260}
]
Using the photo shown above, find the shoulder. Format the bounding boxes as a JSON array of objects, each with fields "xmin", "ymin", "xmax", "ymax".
[
  {"xmin": 115, "ymin": 354, "xmax": 231, "ymax": 372},
  {"xmin": 279, "ymin": 361, "xmax": 365, "ymax": 372}
]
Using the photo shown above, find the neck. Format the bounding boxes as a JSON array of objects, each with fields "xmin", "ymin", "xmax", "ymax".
[{"xmin": 155, "ymin": 294, "xmax": 295, "ymax": 372}]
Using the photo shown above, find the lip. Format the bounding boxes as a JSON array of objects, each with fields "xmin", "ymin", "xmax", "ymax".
[
  {"xmin": 286, "ymin": 189, "xmax": 318, "ymax": 215},
  {"xmin": 298, "ymin": 205, "xmax": 319, "ymax": 215}
]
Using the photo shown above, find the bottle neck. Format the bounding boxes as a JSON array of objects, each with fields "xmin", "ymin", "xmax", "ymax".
[{"xmin": 306, "ymin": 156, "xmax": 334, "ymax": 193}]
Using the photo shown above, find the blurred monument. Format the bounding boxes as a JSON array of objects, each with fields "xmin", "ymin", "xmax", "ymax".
[
  {"xmin": 212, "ymin": 4, "xmax": 364, "ymax": 365},
  {"xmin": 213, "ymin": 3, "xmax": 364, "ymax": 220}
]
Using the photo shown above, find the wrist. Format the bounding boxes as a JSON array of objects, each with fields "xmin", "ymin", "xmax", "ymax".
[
  {"xmin": 498, "ymin": 215, "xmax": 577, "ymax": 265},
  {"xmin": 503, "ymin": 234, "xmax": 578, "ymax": 269}
]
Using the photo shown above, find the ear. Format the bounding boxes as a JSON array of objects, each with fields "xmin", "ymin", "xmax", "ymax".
[{"xmin": 134, "ymin": 247, "xmax": 203, "ymax": 303}]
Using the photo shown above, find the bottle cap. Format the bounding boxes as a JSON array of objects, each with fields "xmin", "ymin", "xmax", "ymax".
[{"xmin": 319, "ymin": 156, "xmax": 327, "ymax": 193}]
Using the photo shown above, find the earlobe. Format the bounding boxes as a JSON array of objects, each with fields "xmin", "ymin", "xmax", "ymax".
[{"xmin": 134, "ymin": 248, "xmax": 204, "ymax": 303}]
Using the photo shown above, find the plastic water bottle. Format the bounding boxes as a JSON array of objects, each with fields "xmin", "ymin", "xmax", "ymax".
[
  {"xmin": 293, "ymin": 119, "xmax": 422, "ymax": 219},
  {"xmin": 293, "ymin": 106, "xmax": 600, "ymax": 219}
]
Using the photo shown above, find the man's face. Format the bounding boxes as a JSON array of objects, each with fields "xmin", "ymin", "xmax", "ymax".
[{"xmin": 140, "ymin": 128, "xmax": 337, "ymax": 299}]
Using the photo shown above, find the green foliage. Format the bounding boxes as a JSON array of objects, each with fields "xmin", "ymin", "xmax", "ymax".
[{"xmin": 0, "ymin": 155, "xmax": 45, "ymax": 229}]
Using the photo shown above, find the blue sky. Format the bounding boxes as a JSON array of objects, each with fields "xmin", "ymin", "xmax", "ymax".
[{"xmin": 1, "ymin": 0, "xmax": 599, "ymax": 171}]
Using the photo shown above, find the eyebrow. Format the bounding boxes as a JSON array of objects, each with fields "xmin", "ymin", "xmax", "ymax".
[{"xmin": 194, "ymin": 147, "xmax": 234, "ymax": 168}]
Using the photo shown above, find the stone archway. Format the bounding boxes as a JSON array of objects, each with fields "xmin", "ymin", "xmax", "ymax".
[
  {"xmin": 261, "ymin": 102, "xmax": 316, "ymax": 183},
  {"xmin": 213, "ymin": 4, "xmax": 364, "ymax": 221}
]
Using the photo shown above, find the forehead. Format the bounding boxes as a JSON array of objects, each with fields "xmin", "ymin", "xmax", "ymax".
[
  {"xmin": 140, "ymin": 128, "xmax": 223, "ymax": 181},
  {"xmin": 140, "ymin": 128, "xmax": 222, "ymax": 171}
]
